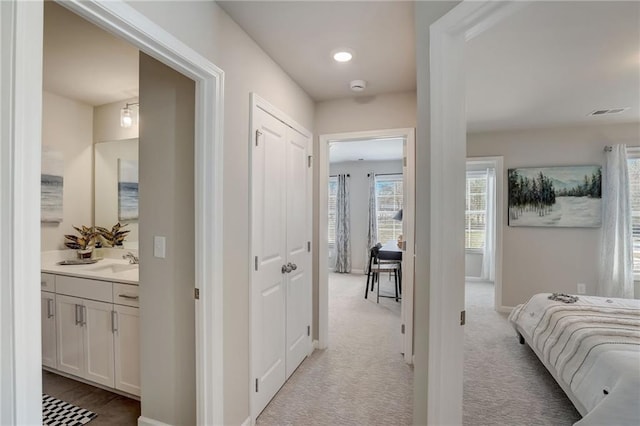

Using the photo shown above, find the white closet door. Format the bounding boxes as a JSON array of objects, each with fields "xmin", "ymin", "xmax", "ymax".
[
  {"xmin": 285, "ymin": 128, "xmax": 312, "ymax": 378},
  {"xmin": 251, "ymin": 107, "xmax": 288, "ymax": 415}
]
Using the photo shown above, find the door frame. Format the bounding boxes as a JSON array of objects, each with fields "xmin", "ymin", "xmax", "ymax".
[
  {"xmin": 465, "ymin": 156, "xmax": 505, "ymax": 310},
  {"xmin": 1, "ymin": 1, "xmax": 225, "ymax": 424},
  {"xmin": 248, "ymin": 93, "xmax": 313, "ymax": 423},
  {"xmin": 427, "ymin": 1, "xmax": 527, "ymax": 424},
  {"xmin": 318, "ymin": 128, "xmax": 416, "ymax": 363}
]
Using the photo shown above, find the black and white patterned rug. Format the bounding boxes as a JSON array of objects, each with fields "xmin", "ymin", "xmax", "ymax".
[{"xmin": 43, "ymin": 394, "xmax": 98, "ymax": 426}]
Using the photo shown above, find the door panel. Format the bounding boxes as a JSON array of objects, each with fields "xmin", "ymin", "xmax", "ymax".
[
  {"xmin": 83, "ymin": 299, "xmax": 115, "ymax": 387},
  {"xmin": 56, "ymin": 295, "xmax": 84, "ymax": 376},
  {"xmin": 285, "ymin": 129, "xmax": 311, "ymax": 377},
  {"xmin": 114, "ymin": 304, "xmax": 140, "ymax": 396},
  {"xmin": 41, "ymin": 292, "xmax": 57, "ymax": 368},
  {"xmin": 251, "ymin": 107, "xmax": 288, "ymax": 415}
]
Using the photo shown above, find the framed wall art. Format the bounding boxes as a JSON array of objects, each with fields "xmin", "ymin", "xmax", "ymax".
[{"xmin": 508, "ymin": 165, "xmax": 602, "ymax": 227}]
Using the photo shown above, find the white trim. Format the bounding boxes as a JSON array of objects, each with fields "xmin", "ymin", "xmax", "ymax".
[
  {"xmin": 1, "ymin": 1, "xmax": 44, "ymax": 424},
  {"xmin": 496, "ymin": 305, "xmax": 515, "ymax": 314},
  {"xmin": 319, "ymin": 128, "xmax": 416, "ymax": 364},
  {"xmin": 312, "ymin": 339, "xmax": 319, "ymax": 349},
  {"xmin": 240, "ymin": 416, "xmax": 252, "ymax": 426},
  {"xmin": 428, "ymin": 1, "xmax": 526, "ymax": 424},
  {"xmin": 7, "ymin": 1, "xmax": 225, "ymax": 424},
  {"xmin": 350, "ymin": 269, "xmax": 365, "ymax": 275},
  {"xmin": 138, "ymin": 416, "xmax": 174, "ymax": 426}
]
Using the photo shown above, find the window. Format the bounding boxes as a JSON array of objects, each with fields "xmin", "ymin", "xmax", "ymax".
[
  {"xmin": 375, "ymin": 174, "xmax": 403, "ymax": 243},
  {"xmin": 628, "ymin": 148, "xmax": 640, "ymax": 275},
  {"xmin": 328, "ymin": 176, "xmax": 338, "ymax": 245},
  {"xmin": 466, "ymin": 171, "xmax": 487, "ymax": 251}
]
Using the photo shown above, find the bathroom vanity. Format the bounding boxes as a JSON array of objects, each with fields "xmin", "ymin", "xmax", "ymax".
[{"xmin": 41, "ymin": 251, "xmax": 140, "ymax": 398}]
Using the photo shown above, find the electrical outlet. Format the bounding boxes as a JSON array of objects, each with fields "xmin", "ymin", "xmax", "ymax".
[{"xmin": 577, "ymin": 283, "xmax": 586, "ymax": 294}]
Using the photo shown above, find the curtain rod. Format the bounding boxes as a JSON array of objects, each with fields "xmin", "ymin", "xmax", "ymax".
[
  {"xmin": 367, "ymin": 172, "xmax": 403, "ymax": 177},
  {"xmin": 329, "ymin": 174, "xmax": 350, "ymax": 177}
]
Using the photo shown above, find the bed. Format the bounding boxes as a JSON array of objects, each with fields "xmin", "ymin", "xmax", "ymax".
[{"xmin": 508, "ymin": 293, "xmax": 640, "ymax": 426}]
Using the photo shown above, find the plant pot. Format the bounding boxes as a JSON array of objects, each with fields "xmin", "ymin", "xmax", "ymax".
[{"xmin": 77, "ymin": 249, "xmax": 93, "ymax": 259}]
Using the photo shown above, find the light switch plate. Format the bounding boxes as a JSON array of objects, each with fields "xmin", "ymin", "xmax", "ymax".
[{"xmin": 154, "ymin": 236, "xmax": 166, "ymax": 258}]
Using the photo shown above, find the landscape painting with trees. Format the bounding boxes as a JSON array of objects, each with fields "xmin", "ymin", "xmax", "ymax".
[{"xmin": 508, "ymin": 165, "xmax": 602, "ymax": 227}]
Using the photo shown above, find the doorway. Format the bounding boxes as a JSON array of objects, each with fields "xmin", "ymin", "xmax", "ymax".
[
  {"xmin": 2, "ymin": 0, "xmax": 224, "ymax": 424},
  {"xmin": 319, "ymin": 128, "xmax": 415, "ymax": 363},
  {"xmin": 465, "ymin": 156, "xmax": 504, "ymax": 311}
]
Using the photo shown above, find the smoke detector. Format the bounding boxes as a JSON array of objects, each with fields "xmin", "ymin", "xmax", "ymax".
[{"xmin": 350, "ymin": 80, "xmax": 367, "ymax": 92}]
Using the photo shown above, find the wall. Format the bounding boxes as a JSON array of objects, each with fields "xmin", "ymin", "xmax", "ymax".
[
  {"xmin": 139, "ymin": 53, "xmax": 196, "ymax": 425},
  {"xmin": 41, "ymin": 91, "xmax": 93, "ymax": 251},
  {"xmin": 467, "ymin": 122, "xmax": 640, "ymax": 306},
  {"xmin": 414, "ymin": 2, "xmax": 462, "ymax": 425},
  {"xmin": 126, "ymin": 2, "xmax": 315, "ymax": 424},
  {"xmin": 93, "ymin": 97, "xmax": 139, "ymax": 245},
  {"xmin": 329, "ymin": 160, "xmax": 403, "ymax": 272}
]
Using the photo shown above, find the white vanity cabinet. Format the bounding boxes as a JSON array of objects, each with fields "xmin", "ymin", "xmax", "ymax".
[
  {"xmin": 41, "ymin": 290, "xmax": 57, "ymax": 368},
  {"xmin": 42, "ymin": 271, "xmax": 140, "ymax": 397},
  {"xmin": 113, "ymin": 304, "xmax": 140, "ymax": 395}
]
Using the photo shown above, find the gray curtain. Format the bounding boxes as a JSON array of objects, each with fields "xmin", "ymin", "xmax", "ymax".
[
  {"xmin": 334, "ymin": 174, "xmax": 351, "ymax": 273},
  {"xmin": 365, "ymin": 172, "xmax": 378, "ymax": 274}
]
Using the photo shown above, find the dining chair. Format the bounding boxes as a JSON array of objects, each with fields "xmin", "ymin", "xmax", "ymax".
[{"xmin": 365, "ymin": 243, "xmax": 400, "ymax": 303}]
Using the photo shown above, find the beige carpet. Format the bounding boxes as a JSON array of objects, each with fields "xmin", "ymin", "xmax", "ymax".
[
  {"xmin": 256, "ymin": 272, "xmax": 412, "ymax": 426},
  {"xmin": 463, "ymin": 281, "xmax": 581, "ymax": 425}
]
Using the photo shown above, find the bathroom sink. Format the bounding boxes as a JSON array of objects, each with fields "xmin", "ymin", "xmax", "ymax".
[{"xmin": 89, "ymin": 262, "xmax": 138, "ymax": 274}]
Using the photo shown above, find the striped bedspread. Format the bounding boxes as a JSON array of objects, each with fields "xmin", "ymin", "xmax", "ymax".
[{"xmin": 509, "ymin": 294, "xmax": 640, "ymax": 426}]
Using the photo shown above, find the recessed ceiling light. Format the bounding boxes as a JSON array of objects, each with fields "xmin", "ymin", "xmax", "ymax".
[{"xmin": 333, "ymin": 51, "xmax": 353, "ymax": 62}]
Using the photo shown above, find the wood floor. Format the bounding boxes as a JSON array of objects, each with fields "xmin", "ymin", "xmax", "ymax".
[{"xmin": 43, "ymin": 370, "xmax": 140, "ymax": 425}]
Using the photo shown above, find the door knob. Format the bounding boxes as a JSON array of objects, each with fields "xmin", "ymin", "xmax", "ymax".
[
  {"xmin": 282, "ymin": 264, "xmax": 292, "ymax": 274},
  {"xmin": 288, "ymin": 262, "xmax": 297, "ymax": 271}
]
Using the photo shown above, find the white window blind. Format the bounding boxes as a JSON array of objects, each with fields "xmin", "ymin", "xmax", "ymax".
[
  {"xmin": 466, "ymin": 171, "xmax": 487, "ymax": 251},
  {"xmin": 628, "ymin": 148, "xmax": 640, "ymax": 275},
  {"xmin": 375, "ymin": 174, "xmax": 403, "ymax": 243},
  {"xmin": 328, "ymin": 176, "xmax": 338, "ymax": 245}
]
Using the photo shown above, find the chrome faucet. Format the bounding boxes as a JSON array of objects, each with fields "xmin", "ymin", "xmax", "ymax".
[{"xmin": 122, "ymin": 252, "xmax": 139, "ymax": 264}]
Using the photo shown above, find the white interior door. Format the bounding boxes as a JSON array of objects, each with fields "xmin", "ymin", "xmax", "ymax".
[
  {"xmin": 251, "ymin": 107, "xmax": 288, "ymax": 416},
  {"xmin": 285, "ymin": 128, "xmax": 312, "ymax": 378}
]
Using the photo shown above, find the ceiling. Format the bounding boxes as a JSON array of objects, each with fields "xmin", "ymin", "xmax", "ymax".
[
  {"xmin": 43, "ymin": 1, "xmax": 138, "ymax": 106},
  {"xmin": 466, "ymin": 1, "xmax": 640, "ymax": 132},
  {"xmin": 330, "ymin": 138, "xmax": 404, "ymax": 163},
  {"xmin": 217, "ymin": 1, "xmax": 416, "ymax": 102},
  {"xmin": 42, "ymin": 1, "xmax": 639, "ymax": 132}
]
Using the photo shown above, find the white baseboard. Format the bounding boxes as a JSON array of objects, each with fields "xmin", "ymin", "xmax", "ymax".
[
  {"xmin": 241, "ymin": 416, "xmax": 251, "ymax": 426},
  {"xmin": 138, "ymin": 416, "xmax": 173, "ymax": 426},
  {"xmin": 351, "ymin": 269, "xmax": 365, "ymax": 275},
  {"xmin": 313, "ymin": 339, "xmax": 319, "ymax": 349},
  {"xmin": 497, "ymin": 305, "xmax": 514, "ymax": 314}
]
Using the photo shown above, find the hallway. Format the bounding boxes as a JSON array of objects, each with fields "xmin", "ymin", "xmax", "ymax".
[{"xmin": 256, "ymin": 272, "xmax": 412, "ymax": 425}]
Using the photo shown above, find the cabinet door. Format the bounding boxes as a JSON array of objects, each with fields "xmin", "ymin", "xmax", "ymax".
[
  {"xmin": 83, "ymin": 299, "xmax": 115, "ymax": 387},
  {"xmin": 41, "ymin": 292, "xmax": 57, "ymax": 368},
  {"xmin": 113, "ymin": 304, "xmax": 140, "ymax": 396},
  {"xmin": 56, "ymin": 295, "xmax": 84, "ymax": 377}
]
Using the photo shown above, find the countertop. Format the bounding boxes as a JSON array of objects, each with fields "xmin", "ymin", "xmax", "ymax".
[{"xmin": 42, "ymin": 255, "xmax": 139, "ymax": 285}]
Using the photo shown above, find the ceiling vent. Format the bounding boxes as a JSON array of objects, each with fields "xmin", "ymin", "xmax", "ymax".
[{"xmin": 588, "ymin": 107, "xmax": 629, "ymax": 116}]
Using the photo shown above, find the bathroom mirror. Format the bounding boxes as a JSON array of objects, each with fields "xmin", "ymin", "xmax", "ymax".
[{"xmin": 94, "ymin": 138, "xmax": 139, "ymax": 248}]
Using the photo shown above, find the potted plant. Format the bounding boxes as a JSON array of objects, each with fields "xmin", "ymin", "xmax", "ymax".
[
  {"xmin": 64, "ymin": 225, "xmax": 98, "ymax": 258},
  {"xmin": 96, "ymin": 222, "xmax": 130, "ymax": 248}
]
